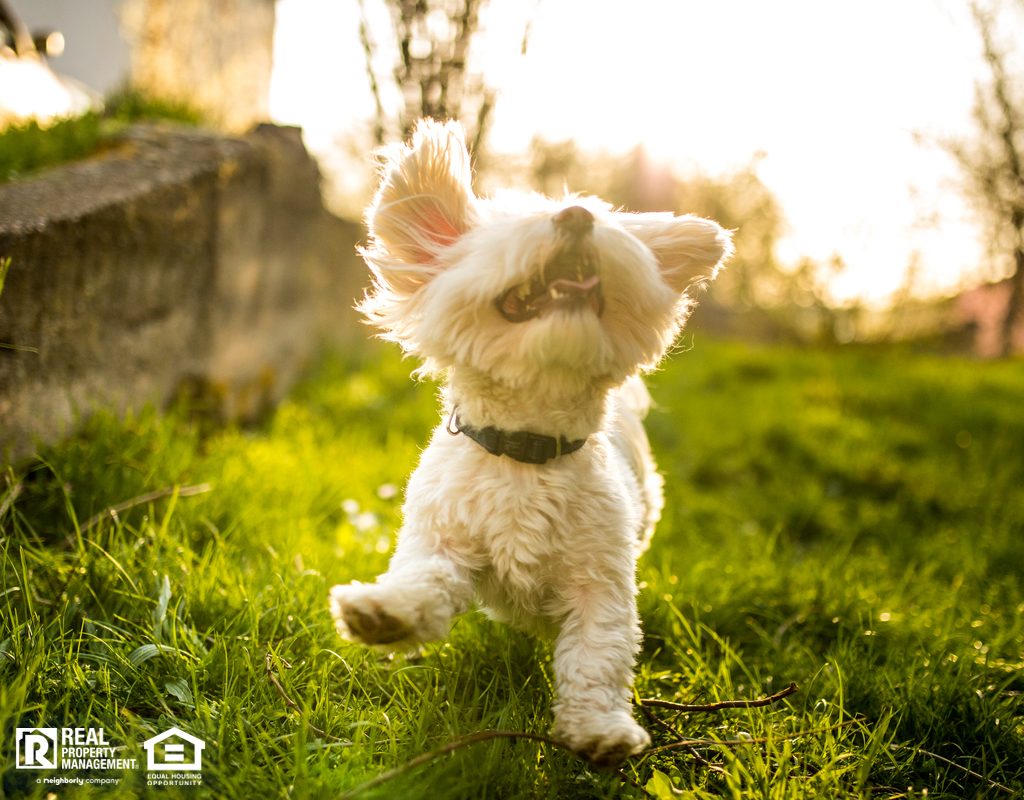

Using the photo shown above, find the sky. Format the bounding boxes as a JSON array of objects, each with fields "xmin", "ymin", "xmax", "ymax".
[{"xmin": 269, "ymin": 0, "xmax": 1015, "ymax": 306}]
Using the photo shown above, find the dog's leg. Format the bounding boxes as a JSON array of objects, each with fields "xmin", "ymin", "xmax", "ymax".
[
  {"xmin": 550, "ymin": 586, "xmax": 650, "ymax": 766},
  {"xmin": 329, "ymin": 548, "xmax": 472, "ymax": 648}
]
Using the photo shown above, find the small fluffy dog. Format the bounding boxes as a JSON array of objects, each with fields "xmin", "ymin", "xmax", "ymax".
[{"xmin": 330, "ymin": 120, "xmax": 731, "ymax": 765}]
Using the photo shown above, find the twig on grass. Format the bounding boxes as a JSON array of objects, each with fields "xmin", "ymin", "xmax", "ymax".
[
  {"xmin": 639, "ymin": 718, "xmax": 861, "ymax": 760},
  {"xmin": 615, "ymin": 768, "xmax": 649, "ymax": 794},
  {"xmin": 81, "ymin": 483, "xmax": 213, "ymax": 532},
  {"xmin": 339, "ymin": 682, "xmax": 810, "ymax": 798},
  {"xmin": 265, "ymin": 652, "xmax": 300, "ymax": 711},
  {"xmin": 338, "ymin": 720, "xmax": 854, "ymax": 799},
  {"xmin": 264, "ymin": 652, "xmax": 348, "ymax": 744},
  {"xmin": 45, "ymin": 483, "xmax": 214, "ymax": 601},
  {"xmin": 640, "ymin": 704, "xmax": 727, "ymax": 776},
  {"xmin": 0, "ymin": 479, "xmax": 22, "ymax": 519},
  {"xmin": 889, "ymin": 743, "xmax": 1016, "ymax": 796},
  {"xmin": 681, "ymin": 745, "xmax": 728, "ymax": 776},
  {"xmin": 639, "ymin": 682, "xmax": 799, "ymax": 713}
]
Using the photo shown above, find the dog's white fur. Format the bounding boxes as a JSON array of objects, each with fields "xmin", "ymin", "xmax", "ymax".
[{"xmin": 329, "ymin": 120, "xmax": 731, "ymax": 765}]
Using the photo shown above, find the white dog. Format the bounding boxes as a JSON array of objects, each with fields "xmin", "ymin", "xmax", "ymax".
[{"xmin": 330, "ymin": 120, "xmax": 731, "ymax": 766}]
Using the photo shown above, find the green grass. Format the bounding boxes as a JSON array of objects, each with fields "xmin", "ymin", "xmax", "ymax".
[
  {"xmin": 1, "ymin": 340, "xmax": 1022, "ymax": 798},
  {"xmin": 0, "ymin": 90, "xmax": 203, "ymax": 183}
]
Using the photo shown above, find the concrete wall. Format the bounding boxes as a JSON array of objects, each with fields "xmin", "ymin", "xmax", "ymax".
[{"xmin": 0, "ymin": 122, "xmax": 366, "ymax": 465}]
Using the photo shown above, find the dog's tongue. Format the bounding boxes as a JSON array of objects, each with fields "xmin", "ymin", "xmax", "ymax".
[
  {"xmin": 537, "ymin": 274, "xmax": 604, "ymax": 315},
  {"xmin": 548, "ymin": 275, "xmax": 600, "ymax": 297},
  {"xmin": 496, "ymin": 273, "xmax": 604, "ymax": 322}
]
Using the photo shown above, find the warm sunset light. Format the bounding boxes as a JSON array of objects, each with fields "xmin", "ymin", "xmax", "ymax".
[
  {"xmin": 0, "ymin": 54, "xmax": 95, "ymax": 126},
  {"xmin": 270, "ymin": 0, "xmax": 1000, "ymax": 306},
  {"xmin": 5, "ymin": 2, "xmax": 1023, "ymax": 795}
]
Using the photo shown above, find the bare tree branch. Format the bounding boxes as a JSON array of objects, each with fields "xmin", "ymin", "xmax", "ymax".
[
  {"xmin": 357, "ymin": 0, "xmax": 388, "ymax": 146},
  {"xmin": 955, "ymin": 1, "xmax": 1024, "ymax": 355},
  {"xmin": 638, "ymin": 682, "xmax": 799, "ymax": 714}
]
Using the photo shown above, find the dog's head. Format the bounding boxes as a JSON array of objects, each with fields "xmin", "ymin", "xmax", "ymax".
[{"xmin": 358, "ymin": 120, "xmax": 732, "ymax": 387}]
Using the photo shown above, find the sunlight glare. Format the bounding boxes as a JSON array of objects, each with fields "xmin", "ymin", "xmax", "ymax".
[{"xmin": 270, "ymin": 0, "xmax": 994, "ymax": 305}]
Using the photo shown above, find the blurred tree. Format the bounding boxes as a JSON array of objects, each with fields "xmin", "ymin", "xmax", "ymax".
[
  {"xmin": 673, "ymin": 158, "xmax": 786, "ymax": 310},
  {"xmin": 947, "ymin": 1, "xmax": 1024, "ymax": 356},
  {"xmin": 605, "ymin": 146, "xmax": 679, "ymax": 213},
  {"xmin": 121, "ymin": 0, "xmax": 275, "ymax": 132},
  {"xmin": 358, "ymin": 0, "xmax": 498, "ymax": 164},
  {"xmin": 528, "ymin": 136, "xmax": 585, "ymax": 197}
]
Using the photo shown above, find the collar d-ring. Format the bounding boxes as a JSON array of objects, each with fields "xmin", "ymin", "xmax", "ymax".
[{"xmin": 446, "ymin": 407, "xmax": 462, "ymax": 435}]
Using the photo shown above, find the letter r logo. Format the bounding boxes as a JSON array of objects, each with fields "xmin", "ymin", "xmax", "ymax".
[{"xmin": 15, "ymin": 728, "xmax": 58, "ymax": 769}]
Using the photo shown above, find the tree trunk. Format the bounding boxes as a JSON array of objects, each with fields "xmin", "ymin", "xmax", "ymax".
[{"xmin": 1000, "ymin": 237, "xmax": 1024, "ymax": 356}]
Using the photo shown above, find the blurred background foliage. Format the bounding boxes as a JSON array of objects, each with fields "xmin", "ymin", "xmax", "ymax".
[
  {"xmin": 2, "ymin": 0, "xmax": 1022, "ymax": 354},
  {"xmin": 342, "ymin": 0, "xmax": 1023, "ymax": 355}
]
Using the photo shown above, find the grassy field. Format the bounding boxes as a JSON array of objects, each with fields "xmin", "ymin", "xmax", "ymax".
[{"xmin": 1, "ymin": 339, "xmax": 1022, "ymax": 799}]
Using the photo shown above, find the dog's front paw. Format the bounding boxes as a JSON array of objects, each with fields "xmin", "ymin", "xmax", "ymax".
[
  {"xmin": 329, "ymin": 583, "xmax": 413, "ymax": 646},
  {"xmin": 553, "ymin": 710, "xmax": 651, "ymax": 767}
]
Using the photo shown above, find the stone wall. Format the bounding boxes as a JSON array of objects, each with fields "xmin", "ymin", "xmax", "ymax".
[{"xmin": 0, "ymin": 123, "xmax": 366, "ymax": 465}]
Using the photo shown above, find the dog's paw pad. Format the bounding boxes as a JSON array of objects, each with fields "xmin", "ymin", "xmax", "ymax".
[
  {"xmin": 555, "ymin": 714, "xmax": 650, "ymax": 768},
  {"xmin": 342, "ymin": 603, "xmax": 411, "ymax": 644},
  {"xmin": 586, "ymin": 732, "xmax": 648, "ymax": 768},
  {"xmin": 329, "ymin": 585, "xmax": 412, "ymax": 645}
]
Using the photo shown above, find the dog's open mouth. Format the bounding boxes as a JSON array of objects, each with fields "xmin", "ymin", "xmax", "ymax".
[{"xmin": 495, "ymin": 243, "xmax": 604, "ymax": 323}]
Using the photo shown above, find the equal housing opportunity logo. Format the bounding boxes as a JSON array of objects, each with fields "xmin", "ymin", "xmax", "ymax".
[
  {"xmin": 143, "ymin": 726, "xmax": 205, "ymax": 787},
  {"xmin": 13, "ymin": 725, "xmax": 205, "ymax": 788}
]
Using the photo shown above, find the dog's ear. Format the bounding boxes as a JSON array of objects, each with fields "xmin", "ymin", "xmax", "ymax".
[
  {"xmin": 621, "ymin": 214, "xmax": 733, "ymax": 292},
  {"xmin": 363, "ymin": 119, "xmax": 475, "ymax": 294}
]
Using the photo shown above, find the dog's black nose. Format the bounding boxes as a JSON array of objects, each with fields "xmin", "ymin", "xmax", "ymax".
[{"xmin": 553, "ymin": 206, "xmax": 594, "ymax": 236}]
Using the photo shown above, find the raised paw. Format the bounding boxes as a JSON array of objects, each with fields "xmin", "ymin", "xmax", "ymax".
[
  {"xmin": 329, "ymin": 583, "xmax": 413, "ymax": 646},
  {"xmin": 553, "ymin": 710, "xmax": 651, "ymax": 767}
]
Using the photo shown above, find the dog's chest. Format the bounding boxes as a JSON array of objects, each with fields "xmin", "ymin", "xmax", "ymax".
[
  {"xmin": 407, "ymin": 430, "xmax": 638, "ymax": 616},
  {"xmin": 420, "ymin": 445, "xmax": 574, "ymax": 573}
]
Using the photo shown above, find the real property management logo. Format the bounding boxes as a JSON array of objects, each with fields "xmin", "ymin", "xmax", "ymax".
[
  {"xmin": 15, "ymin": 727, "xmax": 136, "ymax": 771},
  {"xmin": 14, "ymin": 725, "xmax": 205, "ymax": 788}
]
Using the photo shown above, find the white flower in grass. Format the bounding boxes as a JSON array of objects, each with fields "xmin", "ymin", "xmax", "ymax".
[{"xmin": 376, "ymin": 483, "xmax": 399, "ymax": 500}]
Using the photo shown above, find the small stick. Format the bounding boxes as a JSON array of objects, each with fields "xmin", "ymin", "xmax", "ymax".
[
  {"xmin": 639, "ymin": 682, "xmax": 799, "ymax": 713},
  {"xmin": 641, "ymin": 704, "xmax": 727, "ymax": 777},
  {"xmin": 81, "ymin": 483, "xmax": 212, "ymax": 531},
  {"xmin": 890, "ymin": 743, "xmax": 1015, "ymax": 796},
  {"xmin": 0, "ymin": 479, "xmax": 22, "ymax": 519},
  {"xmin": 341, "ymin": 718, "xmax": 856, "ymax": 798},
  {"xmin": 640, "ymin": 703, "xmax": 684, "ymax": 738},
  {"xmin": 616, "ymin": 768, "xmax": 650, "ymax": 795},
  {"xmin": 264, "ymin": 652, "xmax": 347, "ymax": 743},
  {"xmin": 682, "ymin": 745, "xmax": 728, "ymax": 776},
  {"xmin": 264, "ymin": 652, "xmax": 299, "ymax": 711},
  {"xmin": 641, "ymin": 718, "xmax": 860, "ymax": 759}
]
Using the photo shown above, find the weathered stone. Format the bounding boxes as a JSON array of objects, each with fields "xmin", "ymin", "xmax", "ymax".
[{"xmin": 0, "ymin": 123, "xmax": 366, "ymax": 464}]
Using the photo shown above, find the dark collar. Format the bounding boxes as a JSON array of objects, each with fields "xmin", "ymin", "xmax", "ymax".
[{"xmin": 447, "ymin": 410, "xmax": 586, "ymax": 465}]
